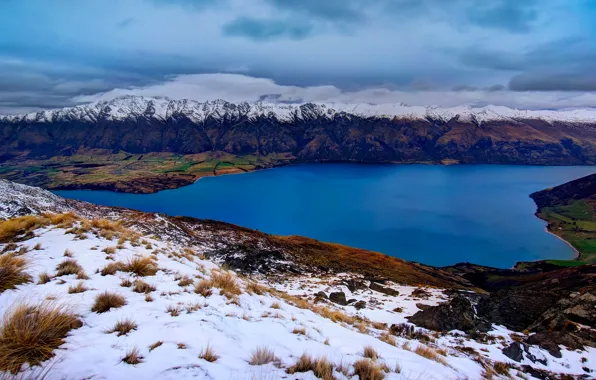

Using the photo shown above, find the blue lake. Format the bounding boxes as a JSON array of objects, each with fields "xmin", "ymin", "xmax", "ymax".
[{"xmin": 55, "ymin": 164, "xmax": 596, "ymax": 268}]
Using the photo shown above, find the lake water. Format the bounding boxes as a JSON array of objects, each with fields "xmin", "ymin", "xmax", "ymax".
[{"xmin": 55, "ymin": 164, "xmax": 596, "ymax": 268}]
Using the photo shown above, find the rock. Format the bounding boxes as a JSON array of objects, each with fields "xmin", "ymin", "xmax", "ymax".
[
  {"xmin": 347, "ymin": 298, "xmax": 357, "ymax": 304},
  {"xmin": 329, "ymin": 291, "xmax": 348, "ymax": 306},
  {"xmin": 502, "ymin": 342, "xmax": 524, "ymax": 362},
  {"xmin": 344, "ymin": 279, "xmax": 367, "ymax": 293},
  {"xmin": 315, "ymin": 291, "xmax": 328, "ymax": 299},
  {"xmin": 411, "ymin": 288, "xmax": 431, "ymax": 299},
  {"xmin": 354, "ymin": 300, "xmax": 367, "ymax": 310},
  {"xmin": 525, "ymin": 333, "xmax": 564, "ymax": 358},
  {"xmin": 409, "ymin": 295, "xmax": 488, "ymax": 332},
  {"xmin": 369, "ymin": 282, "xmax": 399, "ymax": 296},
  {"xmin": 416, "ymin": 303, "xmax": 431, "ymax": 310}
]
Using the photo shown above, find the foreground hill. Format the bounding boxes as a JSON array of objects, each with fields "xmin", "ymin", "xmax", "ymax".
[
  {"xmin": 2, "ymin": 96, "xmax": 596, "ymax": 193},
  {"xmin": 0, "ymin": 179, "xmax": 595, "ymax": 379}
]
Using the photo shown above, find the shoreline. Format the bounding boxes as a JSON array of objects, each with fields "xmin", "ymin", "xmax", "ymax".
[{"xmin": 543, "ymin": 225, "xmax": 581, "ymax": 260}]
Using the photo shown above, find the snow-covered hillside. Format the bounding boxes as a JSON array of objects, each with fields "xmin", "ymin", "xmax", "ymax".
[
  {"xmin": 2, "ymin": 95, "xmax": 596, "ymax": 125},
  {"xmin": 0, "ymin": 181, "xmax": 594, "ymax": 379}
]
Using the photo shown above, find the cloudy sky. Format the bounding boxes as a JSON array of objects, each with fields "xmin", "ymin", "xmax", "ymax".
[{"xmin": 1, "ymin": 0, "xmax": 595, "ymax": 113}]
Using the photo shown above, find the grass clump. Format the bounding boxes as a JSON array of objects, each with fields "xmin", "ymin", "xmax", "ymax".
[
  {"xmin": 292, "ymin": 327, "xmax": 306, "ymax": 335},
  {"xmin": 198, "ymin": 344, "xmax": 219, "ymax": 362},
  {"xmin": 493, "ymin": 361, "xmax": 510, "ymax": 376},
  {"xmin": 37, "ymin": 272, "xmax": 52, "ymax": 285},
  {"xmin": 106, "ymin": 318, "xmax": 137, "ymax": 336},
  {"xmin": 378, "ymin": 332, "xmax": 396, "ymax": 346},
  {"xmin": 246, "ymin": 281, "xmax": 267, "ymax": 295},
  {"xmin": 211, "ymin": 270, "xmax": 241, "ymax": 298},
  {"xmin": 0, "ymin": 303, "xmax": 81, "ymax": 373},
  {"xmin": 102, "ymin": 246, "xmax": 116, "ymax": 255},
  {"xmin": 100, "ymin": 262, "xmax": 124, "ymax": 276},
  {"xmin": 287, "ymin": 354, "xmax": 334, "ymax": 380},
  {"xmin": 67, "ymin": 281, "xmax": 88, "ymax": 294},
  {"xmin": 121, "ymin": 347, "xmax": 143, "ymax": 365},
  {"xmin": 55, "ymin": 259, "xmax": 88, "ymax": 279},
  {"xmin": 177, "ymin": 276, "xmax": 194, "ymax": 287},
  {"xmin": 353, "ymin": 359, "xmax": 385, "ymax": 380},
  {"xmin": 414, "ymin": 345, "xmax": 447, "ymax": 366},
  {"xmin": 132, "ymin": 279, "xmax": 156, "ymax": 294},
  {"xmin": 166, "ymin": 305, "xmax": 181, "ymax": 317},
  {"xmin": 122, "ymin": 256, "xmax": 158, "ymax": 277},
  {"xmin": 0, "ymin": 255, "xmax": 31, "ymax": 293},
  {"xmin": 363, "ymin": 345, "xmax": 379, "ymax": 361},
  {"xmin": 148, "ymin": 340, "xmax": 163, "ymax": 351},
  {"xmin": 194, "ymin": 279, "xmax": 213, "ymax": 297},
  {"xmin": 248, "ymin": 346, "xmax": 279, "ymax": 366},
  {"xmin": 0, "ymin": 215, "xmax": 49, "ymax": 243},
  {"xmin": 91, "ymin": 291, "xmax": 127, "ymax": 313}
]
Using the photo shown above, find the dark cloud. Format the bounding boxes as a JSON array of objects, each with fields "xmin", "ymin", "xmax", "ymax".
[
  {"xmin": 223, "ymin": 17, "xmax": 314, "ymax": 41},
  {"xmin": 265, "ymin": 0, "xmax": 365, "ymax": 22},
  {"xmin": 509, "ymin": 69, "xmax": 596, "ymax": 91},
  {"xmin": 466, "ymin": 0, "xmax": 538, "ymax": 33}
]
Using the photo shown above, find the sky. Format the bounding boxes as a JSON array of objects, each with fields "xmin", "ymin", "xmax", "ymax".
[{"xmin": 1, "ymin": 0, "xmax": 596, "ymax": 114}]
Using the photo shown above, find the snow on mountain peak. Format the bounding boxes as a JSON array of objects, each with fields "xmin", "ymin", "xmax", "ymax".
[{"xmin": 2, "ymin": 95, "xmax": 596, "ymax": 125}]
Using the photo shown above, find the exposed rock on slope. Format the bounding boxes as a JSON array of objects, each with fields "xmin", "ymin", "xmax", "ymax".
[{"xmin": 531, "ymin": 173, "xmax": 596, "ymax": 208}]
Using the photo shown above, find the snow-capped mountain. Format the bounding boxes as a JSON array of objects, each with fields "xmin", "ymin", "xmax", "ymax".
[{"xmin": 2, "ymin": 95, "xmax": 596, "ymax": 125}]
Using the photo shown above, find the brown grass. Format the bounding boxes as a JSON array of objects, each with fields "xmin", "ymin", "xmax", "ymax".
[
  {"xmin": 0, "ymin": 255, "xmax": 31, "ymax": 293},
  {"xmin": 177, "ymin": 276, "xmax": 194, "ymax": 287},
  {"xmin": 249, "ymin": 346, "xmax": 278, "ymax": 366},
  {"xmin": 0, "ymin": 215, "xmax": 49, "ymax": 243},
  {"xmin": 102, "ymin": 246, "xmax": 116, "ymax": 255},
  {"xmin": 121, "ymin": 347, "xmax": 143, "ymax": 365},
  {"xmin": 378, "ymin": 332, "xmax": 396, "ymax": 347},
  {"xmin": 211, "ymin": 271, "xmax": 241, "ymax": 298},
  {"xmin": 106, "ymin": 318, "xmax": 137, "ymax": 336},
  {"xmin": 148, "ymin": 341, "xmax": 163, "ymax": 351},
  {"xmin": 0, "ymin": 303, "xmax": 81, "ymax": 373},
  {"xmin": 120, "ymin": 278, "xmax": 132, "ymax": 287},
  {"xmin": 55, "ymin": 259, "xmax": 88, "ymax": 280},
  {"xmin": 353, "ymin": 359, "xmax": 385, "ymax": 380},
  {"xmin": 287, "ymin": 354, "xmax": 334, "ymax": 380},
  {"xmin": 270, "ymin": 302, "xmax": 281, "ymax": 309},
  {"xmin": 246, "ymin": 281, "xmax": 267, "ymax": 295},
  {"xmin": 37, "ymin": 272, "xmax": 51, "ymax": 285},
  {"xmin": 198, "ymin": 344, "xmax": 219, "ymax": 362},
  {"xmin": 144, "ymin": 293, "xmax": 153, "ymax": 302},
  {"xmin": 91, "ymin": 291, "xmax": 127, "ymax": 313},
  {"xmin": 166, "ymin": 305, "xmax": 181, "ymax": 317},
  {"xmin": 32, "ymin": 243, "xmax": 42, "ymax": 250},
  {"xmin": 363, "ymin": 346, "xmax": 379, "ymax": 361},
  {"xmin": 493, "ymin": 361, "xmax": 510, "ymax": 376},
  {"xmin": 67, "ymin": 281, "xmax": 88, "ymax": 294},
  {"xmin": 194, "ymin": 279, "xmax": 213, "ymax": 297},
  {"xmin": 122, "ymin": 256, "xmax": 158, "ymax": 276},
  {"xmin": 132, "ymin": 279, "xmax": 156, "ymax": 294},
  {"xmin": 63, "ymin": 249, "xmax": 73, "ymax": 258},
  {"xmin": 100, "ymin": 262, "xmax": 125, "ymax": 276},
  {"xmin": 292, "ymin": 327, "xmax": 306, "ymax": 335},
  {"xmin": 414, "ymin": 345, "xmax": 447, "ymax": 366}
]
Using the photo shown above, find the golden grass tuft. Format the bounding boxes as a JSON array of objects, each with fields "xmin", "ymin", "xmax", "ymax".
[
  {"xmin": 211, "ymin": 270, "xmax": 241, "ymax": 298},
  {"xmin": 144, "ymin": 293, "xmax": 153, "ymax": 302},
  {"xmin": 0, "ymin": 303, "xmax": 81, "ymax": 373},
  {"xmin": 378, "ymin": 332, "xmax": 396, "ymax": 347},
  {"xmin": 55, "ymin": 259, "xmax": 87, "ymax": 279},
  {"xmin": 63, "ymin": 249, "xmax": 73, "ymax": 258},
  {"xmin": 194, "ymin": 279, "xmax": 213, "ymax": 297},
  {"xmin": 0, "ymin": 215, "xmax": 49, "ymax": 243},
  {"xmin": 0, "ymin": 255, "xmax": 31, "ymax": 293},
  {"xmin": 67, "ymin": 281, "xmax": 88, "ymax": 294},
  {"xmin": 363, "ymin": 345, "xmax": 379, "ymax": 361},
  {"xmin": 106, "ymin": 318, "xmax": 137, "ymax": 336},
  {"xmin": 166, "ymin": 305, "xmax": 181, "ymax": 317},
  {"xmin": 353, "ymin": 359, "xmax": 385, "ymax": 380},
  {"xmin": 122, "ymin": 256, "xmax": 158, "ymax": 277},
  {"xmin": 246, "ymin": 281, "xmax": 267, "ymax": 295},
  {"xmin": 132, "ymin": 279, "xmax": 156, "ymax": 294},
  {"xmin": 493, "ymin": 361, "xmax": 510, "ymax": 376},
  {"xmin": 414, "ymin": 345, "xmax": 447, "ymax": 366},
  {"xmin": 91, "ymin": 291, "xmax": 127, "ymax": 313},
  {"xmin": 177, "ymin": 276, "xmax": 194, "ymax": 287},
  {"xmin": 270, "ymin": 302, "xmax": 281, "ymax": 309},
  {"xmin": 100, "ymin": 262, "xmax": 125, "ymax": 276},
  {"xmin": 198, "ymin": 344, "xmax": 219, "ymax": 362},
  {"xmin": 120, "ymin": 278, "xmax": 132, "ymax": 287},
  {"xmin": 292, "ymin": 327, "xmax": 306, "ymax": 335},
  {"xmin": 32, "ymin": 243, "xmax": 42, "ymax": 250},
  {"xmin": 248, "ymin": 346, "xmax": 279, "ymax": 366},
  {"xmin": 121, "ymin": 347, "xmax": 143, "ymax": 365},
  {"xmin": 37, "ymin": 272, "xmax": 51, "ymax": 285},
  {"xmin": 102, "ymin": 246, "xmax": 116, "ymax": 255},
  {"xmin": 287, "ymin": 354, "xmax": 334, "ymax": 380},
  {"xmin": 148, "ymin": 340, "xmax": 163, "ymax": 351}
]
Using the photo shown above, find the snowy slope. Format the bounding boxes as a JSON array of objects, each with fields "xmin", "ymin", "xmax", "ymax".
[
  {"xmin": 2, "ymin": 95, "xmax": 596, "ymax": 125},
  {"xmin": 0, "ymin": 182, "xmax": 594, "ymax": 379}
]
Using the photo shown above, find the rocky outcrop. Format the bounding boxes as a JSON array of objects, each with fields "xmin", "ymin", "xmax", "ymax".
[
  {"xmin": 329, "ymin": 291, "xmax": 348, "ymax": 306},
  {"xmin": 409, "ymin": 295, "xmax": 490, "ymax": 332},
  {"xmin": 369, "ymin": 282, "xmax": 400, "ymax": 296},
  {"xmin": 530, "ymin": 173, "xmax": 596, "ymax": 208}
]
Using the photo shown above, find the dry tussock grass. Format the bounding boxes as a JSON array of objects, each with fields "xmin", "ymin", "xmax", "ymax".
[
  {"xmin": 292, "ymin": 327, "xmax": 306, "ymax": 335},
  {"xmin": 166, "ymin": 305, "xmax": 182, "ymax": 317},
  {"xmin": 0, "ymin": 303, "xmax": 81, "ymax": 373},
  {"xmin": 122, "ymin": 256, "xmax": 158, "ymax": 277},
  {"xmin": 211, "ymin": 270, "xmax": 241, "ymax": 298},
  {"xmin": 287, "ymin": 354, "xmax": 334, "ymax": 380},
  {"xmin": 414, "ymin": 345, "xmax": 447, "ymax": 366},
  {"xmin": 198, "ymin": 344, "xmax": 219, "ymax": 362},
  {"xmin": 0, "ymin": 255, "xmax": 31, "ymax": 293},
  {"xmin": 0, "ymin": 215, "xmax": 49, "ymax": 243},
  {"xmin": 246, "ymin": 281, "xmax": 267, "ymax": 295},
  {"xmin": 194, "ymin": 279, "xmax": 213, "ymax": 297},
  {"xmin": 106, "ymin": 319, "xmax": 137, "ymax": 336},
  {"xmin": 378, "ymin": 332, "xmax": 396, "ymax": 346},
  {"xmin": 148, "ymin": 341, "xmax": 163, "ymax": 351},
  {"xmin": 91, "ymin": 291, "xmax": 127, "ymax": 313},
  {"xmin": 55, "ymin": 259, "xmax": 87, "ymax": 279},
  {"xmin": 353, "ymin": 359, "xmax": 385, "ymax": 380},
  {"xmin": 363, "ymin": 346, "xmax": 379, "ymax": 361},
  {"xmin": 37, "ymin": 272, "xmax": 51, "ymax": 285},
  {"xmin": 121, "ymin": 347, "xmax": 143, "ymax": 365},
  {"xmin": 100, "ymin": 262, "xmax": 125, "ymax": 276},
  {"xmin": 132, "ymin": 279, "xmax": 156, "ymax": 294},
  {"xmin": 248, "ymin": 346, "xmax": 278, "ymax": 366},
  {"xmin": 177, "ymin": 276, "xmax": 194, "ymax": 287},
  {"xmin": 102, "ymin": 246, "xmax": 116, "ymax": 255},
  {"xmin": 67, "ymin": 281, "xmax": 88, "ymax": 294}
]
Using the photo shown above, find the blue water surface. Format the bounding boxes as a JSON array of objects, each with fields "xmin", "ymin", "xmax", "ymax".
[{"xmin": 55, "ymin": 164, "xmax": 596, "ymax": 268}]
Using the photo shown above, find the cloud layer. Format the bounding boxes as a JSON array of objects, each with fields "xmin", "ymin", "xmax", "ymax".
[{"xmin": 0, "ymin": 0, "xmax": 595, "ymax": 113}]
